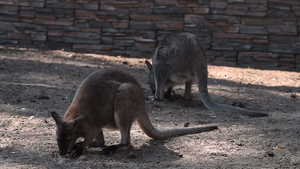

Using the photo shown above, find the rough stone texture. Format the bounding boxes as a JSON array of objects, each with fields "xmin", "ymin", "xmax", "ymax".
[{"xmin": 0, "ymin": 0, "xmax": 299, "ymax": 69}]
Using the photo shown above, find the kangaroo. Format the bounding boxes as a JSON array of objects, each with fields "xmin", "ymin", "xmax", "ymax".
[
  {"xmin": 51, "ymin": 68, "xmax": 218, "ymax": 158},
  {"xmin": 145, "ymin": 32, "xmax": 267, "ymax": 117}
]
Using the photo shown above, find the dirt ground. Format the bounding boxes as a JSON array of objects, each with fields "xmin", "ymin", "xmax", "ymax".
[{"xmin": 0, "ymin": 47, "xmax": 299, "ymax": 169}]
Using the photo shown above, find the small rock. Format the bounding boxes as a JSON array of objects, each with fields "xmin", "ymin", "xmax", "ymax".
[
  {"xmin": 170, "ymin": 151, "xmax": 183, "ymax": 157},
  {"xmin": 264, "ymin": 151, "xmax": 275, "ymax": 157},
  {"xmin": 57, "ymin": 157, "xmax": 67, "ymax": 165},
  {"xmin": 211, "ymin": 152, "xmax": 227, "ymax": 157},
  {"xmin": 78, "ymin": 155, "xmax": 86, "ymax": 160},
  {"xmin": 146, "ymin": 96, "xmax": 154, "ymax": 101},
  {"xmin": 231, "ymin": 102, "xmax": 245, "ymax": 108},
  {"xmin": 43, "ymin": 119, "xmax": 49, "ymax": 123},
  {"xmin": 127, "ymin": 152, "xmax": 138, "ymax": 159},
  {"xmin": 221, "ymin": 153, "xmax": 228, "ymax": 157},
  {"xmin": 184, "ymin": 122, "xmax": 190, "ymax": 127},
  {"xmin": 37, "ymin": 95, "xmax": 50, "ymax": 100},
  {"xmin": 291, "ymin": 92, "xmax": 297, "ymax": 99},
  {"xmin": 236, "ymin": 142, "xmax": 244, "ymax": 146},
  {"xmin": 30, "ymin": 99, "xmax": 37, "ymax": 102}
]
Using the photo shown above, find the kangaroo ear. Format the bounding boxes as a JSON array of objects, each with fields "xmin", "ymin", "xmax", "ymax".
[
  {"xmin": 74, "ymin": 115, "xmax": 85, "ymax": 125},
  {"xmin": 67, "ymin": 115, "xmax": 85, "ymax": 130},
  {"xmin": 145, "ymin": 60, "xmax": 152, "ymax": 71},
  {"xmin": 51, "ymin": 111, "xmax": 62, "ymax": 125}
]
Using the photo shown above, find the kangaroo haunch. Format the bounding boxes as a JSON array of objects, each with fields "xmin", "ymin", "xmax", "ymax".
[
  {"xmin": 51, "ymin": 68, "xmax": 218, "ymax": 158},
  {"xmin": 145, "ymin": 32, "xmax": 267, "ymax": 117}
]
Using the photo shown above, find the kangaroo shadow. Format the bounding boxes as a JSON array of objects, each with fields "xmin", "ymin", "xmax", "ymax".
[{"xmin": 86, "ymin": 139, "xmax": 182, "ymax": 164}]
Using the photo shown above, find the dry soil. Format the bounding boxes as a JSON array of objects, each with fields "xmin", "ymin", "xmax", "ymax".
[{"xmin": 0, "ymin": 47, "xmax": 299, "ymax": 169}]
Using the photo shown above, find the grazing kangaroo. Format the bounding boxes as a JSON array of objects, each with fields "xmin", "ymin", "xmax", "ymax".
[
  {"xmin": 51, "ymin": 68, "xmax": 218, "ymax": 158},
  {"xmin": 145, "ymin": 32, "xmax": 267, "ymax": 117}
]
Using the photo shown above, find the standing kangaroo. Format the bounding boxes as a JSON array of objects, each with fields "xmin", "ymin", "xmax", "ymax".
[
  {"xmin": 51, "ymin": 68, "xmax": 218, "ymax": 158},
  {"xmin": 145, "ymin": 32, "xmax": 267, "ymax": 117}
]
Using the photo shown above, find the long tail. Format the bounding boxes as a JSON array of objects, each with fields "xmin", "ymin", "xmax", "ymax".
[
  {"xmin": 201, "ymin": 99, "xmax": 268, "ymax": 117},
  {"xmin": 136, "ymin": 113, "xmax": 218, "ymax": 139},
  {"xmin": 195, "ymin": 68, "xmax": 268, "ymax": 117}
]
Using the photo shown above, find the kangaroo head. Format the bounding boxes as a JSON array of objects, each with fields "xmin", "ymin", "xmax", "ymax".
[
  {"xmin": 51, "ymin": 111, "xmax": 85, "ymax": 155},
  {"xmin": 145, "ymin": 60, "xmax": 156, "ymax": 94}
]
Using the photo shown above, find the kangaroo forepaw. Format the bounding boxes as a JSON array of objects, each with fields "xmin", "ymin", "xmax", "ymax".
[
  {"xmin": 72, "ymin": 142, "xmax": 82, "ymax": 150},
  {"xmin": 71, "ymin": 148, "xmax": 83, "ymax": 158},
  {"xmin": 99, "ymin": 144, "xmax": 131, "ymax": 156},
  {"xmin": 99, "ymin": 146, "xmax": 119, "ymax": 156}
]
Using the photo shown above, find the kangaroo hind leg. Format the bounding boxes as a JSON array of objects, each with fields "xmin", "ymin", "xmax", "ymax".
[
  {"xmin": 89, "ymin": 130, "xmax": 105, "ymax": 147},
  {"xmin": 183, "ymin": 80, "xmax": 193, "ymax": 100},
  {"xmin": 193, "ymin": 65, "xmax": 214, "ymax": 108},
  {"xmin": 100, "ymin": 83, "xmax": 137, "ymax": 155}
]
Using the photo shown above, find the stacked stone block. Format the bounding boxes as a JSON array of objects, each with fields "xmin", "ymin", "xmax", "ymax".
[{"xmin": 0, "ymin": 0, "xmax": 299, "ymax": 69}]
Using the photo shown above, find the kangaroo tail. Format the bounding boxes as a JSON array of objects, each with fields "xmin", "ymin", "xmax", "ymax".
[
  {"xmin": 136, "ymin": 113, "xmax": 218, "ymax": 140},
  {"xmin": 194, "ymin": 67, "xmax": 268, "ymax": 117},
  {"xmin": 201, "ymin": 99, "xmax": 268, "ymax": 117}
]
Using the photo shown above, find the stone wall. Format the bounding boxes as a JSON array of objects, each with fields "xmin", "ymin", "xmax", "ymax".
[{"xmin": 0, "ymin": 0, "xmax": 299, "ymax": 69}]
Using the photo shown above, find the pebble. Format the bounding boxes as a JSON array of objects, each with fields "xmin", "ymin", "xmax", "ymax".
[
  {"xmin": 37, "ymin": 95, "xmax": 50, "ymax": 100},
  {"xmin": 146, "ymin": 96, "xmax": 154, "ymax": 101},
  {"xmin": 290, "ymin": 92, "xmax": 297, "ymax": 99},
  {"xmin": 127, "ymin": 152, "xmax": 138, "ymax": 159},
  {"xmin": 184, "ymin": 122, "xmax": 190, "ymax": 127},
  {"xmin": 264, "ymin": 151, "xmax": 275, "ymax": 157},
  {"xmin": 78, "ymin": 155, "xmax": 86, "ymax": 160},
  {"xmin": 57, "ymin": 157, "xmax": 67, "ymax": 165}
]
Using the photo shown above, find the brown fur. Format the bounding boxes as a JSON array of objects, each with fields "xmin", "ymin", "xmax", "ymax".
[
  {"xmin": 51, "ymin": 68, "xmax": 218, "ymax": 158},
  {"xmin": 145, "ymin": 32, "xmax": 267, "ymax": 117}
]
